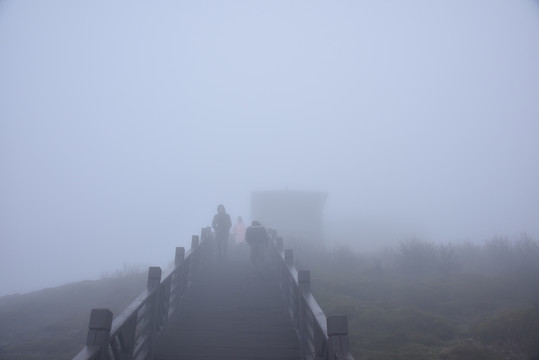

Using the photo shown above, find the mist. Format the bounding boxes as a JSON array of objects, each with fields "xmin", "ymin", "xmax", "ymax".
[{"xmin": 1, "ymin": 0, "xmax": 538, "ymax": 296}]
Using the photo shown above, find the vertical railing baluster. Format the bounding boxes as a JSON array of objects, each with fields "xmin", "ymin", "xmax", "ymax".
[
  {"xmin": 117, "ymin": 315, "xmax": 137, "ymax": 360},
  {"xmin": 160, "ymin": 277, "xmax": 171, "ymax": 332}
]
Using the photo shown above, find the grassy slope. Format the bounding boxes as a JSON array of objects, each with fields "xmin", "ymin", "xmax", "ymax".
[
  {"xmin": 301, "ymin": 248, "xmax": 539, "ymax": 360},
  {"xmin": 0, "ymin": 273, "xmax": 146, "ymax": 360},
  {"xmin": 2, "ymin": 241, "xmax": 539, "ymax": 360}
]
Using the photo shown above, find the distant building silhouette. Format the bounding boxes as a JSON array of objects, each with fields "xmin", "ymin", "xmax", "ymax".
[{"xmin": 251, "ymin": 190, "xmax": 327, "ymax": 242}]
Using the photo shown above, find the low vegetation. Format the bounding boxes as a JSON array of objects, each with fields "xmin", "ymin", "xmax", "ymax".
[
  {"xmin": 2, "ymin": 236, "xmax": 538, "ymax": 360},
  {"xmin": 293, "ymin": 234, "xmax": 539, "ymax": 360},
  {"xmin": 0, "ymin": 268, "xmax": 146, "ymax": 360}
]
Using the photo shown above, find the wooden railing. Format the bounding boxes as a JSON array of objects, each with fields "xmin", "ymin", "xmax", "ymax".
[
  {"xmin": 268, "ymin": 229, "xmax": 355, "ymax": 360},
  {"xmin": 72, "ymin": 227, "xmax": 213, "ymax": 360},
  {"xmin": 73, "ymin": 227, "xmax": 355, "ymax": 360}
]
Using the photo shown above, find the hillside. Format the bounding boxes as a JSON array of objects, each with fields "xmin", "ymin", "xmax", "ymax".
[
  {"xmin": 1, "ymin": 237, "xmax": 539, "ymax": 360},
  {"xmin": 293, "ymin": 237, "xmax": 539, "ymax": 360},
  {"xmin": 0, "ymin": 271, "xmax": 146, "ymax": 360}
]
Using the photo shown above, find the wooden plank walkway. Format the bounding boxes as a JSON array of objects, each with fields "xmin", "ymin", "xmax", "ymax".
[{"xmin": 153, "ymin": 258, "xmax": 301, "ymax": 360}]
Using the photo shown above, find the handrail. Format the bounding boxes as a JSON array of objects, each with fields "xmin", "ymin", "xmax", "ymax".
[
  {"xmin": 72, "ymin": 227, "xmax": 213, "ymax": 360},
  {"xmin": 267, "ymin": 229, "xmax": 356, "ymax": 360},
  {"xmin": 73, "ymin": 226, "xmax": 355, "ymax": 360}
]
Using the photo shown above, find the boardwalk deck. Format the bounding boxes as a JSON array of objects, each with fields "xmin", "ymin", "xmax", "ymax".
[{"xmin": 153, "ymin": 259, "xmax": 301, "ymax": 360}]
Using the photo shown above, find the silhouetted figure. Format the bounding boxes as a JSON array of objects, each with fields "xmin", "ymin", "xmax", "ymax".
[
  {"xmin": 245, "ymin": 221, "xmax": 269, "ymax": 277},
  {"xmin": 232, "ymin": 216, "xmax": 246, "ymax": 245},
  {"xmin": 212, "ymin": 204, "xmax": 232, "ymax": 261}
]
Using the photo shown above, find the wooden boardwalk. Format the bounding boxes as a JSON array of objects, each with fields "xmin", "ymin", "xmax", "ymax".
[{"xmin": 153, "ymin": 258, "xmax": 301, "ymax": 360}]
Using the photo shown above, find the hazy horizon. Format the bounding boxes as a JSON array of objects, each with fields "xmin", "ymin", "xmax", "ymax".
[{"xmin": 1, "ymin": 0, "xmax": 538, "ymax": 296}]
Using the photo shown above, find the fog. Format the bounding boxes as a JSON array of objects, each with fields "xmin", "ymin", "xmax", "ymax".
[{"xmin": 1, "ymin": 0, "xmax": 538, "ymax": 296}]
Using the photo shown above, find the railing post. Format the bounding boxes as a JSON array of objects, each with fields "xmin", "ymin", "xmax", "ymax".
[
  {"xmin": 200, "ymin": 227, "xmax": 206, "ymax": 242},
  {"xmin": 146, "ymin": 266, "xmax": 162, "ymax": 359},
  {"xmin": 327, "ymin": 315, "xmax": 350, "ymax": 360},
  {"xmin": 147, "ymin": 266, "xmax": 162, "ymax": 290},
  {"xmin": 202, "ymin": 226, "xmax": 211, "ymax": 242},
  {"xmin": 192, "ymin": 235, "xmax": 200, "ymax": 249},
  {"xmin": 202, "ymin": 227, "xmax": 208, "ymax": 246},
  {"xmin": 86, "ymin": 309, "xmax": 113, "ymax": 360},
  {"xmin": 201, "ymin": 227, "xmax": 212, "ymax": 262},
  {"xmin": 298, "ymin": 270, "xmax": 310, "ymax": 292},
  {"xmin": 298, "ymin": 270, "xmax": 311, "ymax": 358},
  {"xmin": 275, "ymin": 237, "xmax": 284, "ymax": 253},
  {"xmin": 188, "ymin": 235, "xmax": 200, "ymax": 288},
  {"xmin": 172, "ymin": 247, "xmax": 185, "ymax": 313},
  {"xmin": 272, "ymin": 237, "xmax": 285, "ymax": 281},
  {"xmin": 192, "ymin": 234, "xmax": 200, "ymax": 269},
  {"xmin": 285, "ymin": 249, "xmax": 293, "ymax": 266},
  {"xmin": 283, "ymin": 249, "xmax": 298, "ymax": 328},
  {"xmin": 202, "ymin": 226, "xmax": 213, "ymax": 259},
  {"xmin": 283, "ymin": 249, "xmax": 293, "ymax": 294},
  {"xmin": 175, "ymin": 247, "xmax": 185, "ymax": 267}
]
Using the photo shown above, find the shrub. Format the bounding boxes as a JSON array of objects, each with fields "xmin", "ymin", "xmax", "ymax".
[
  {"xmin": 470, "ymin": 306, "xmax": 539, "ymax": 357},
  {"xmin": 395, "ymin": 238, "xmax": 438, "ymax": 276},
  {"xmin": 437, "ymin": 243, "xmax": 461, "ymax": 275},
  {"xmin": 514, "ymin": 234, "xmax": 539, "ymax": 273},
  {"xmin": 353, "ymin": 304, "xmax": 458, "ymax": 348},
  {"xmin": 484, "ymin": 236, "xmax": 515, "ymax": 273}
]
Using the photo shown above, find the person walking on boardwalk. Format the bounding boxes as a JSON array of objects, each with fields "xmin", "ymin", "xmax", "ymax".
[
  {"xmin": 245, "ymin": 221, "xmax": 269, "ymax": 277},
  {"xmin": 212, "ymin": 204, "xmax": 232, "ymax": 261},
  {"xmin": 232, "ymin": 216, "xmax": 246, "ymax": 245}
]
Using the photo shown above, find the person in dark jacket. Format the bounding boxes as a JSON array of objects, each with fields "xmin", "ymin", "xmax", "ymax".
[
  {"xmin": 212, "ymin": 204, "xmax": 232, "ymax": 261},
  {"xmin": 245, "ymin": 221, "xmax": 269, "ymax": 275}
]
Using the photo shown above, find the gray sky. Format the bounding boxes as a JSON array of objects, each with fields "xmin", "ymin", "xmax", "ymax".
[{"xmin": 1, "ymin": 0, "xmax": 538, "ymax": 296}]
